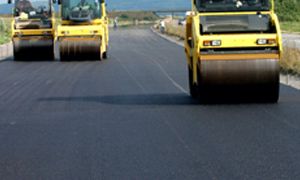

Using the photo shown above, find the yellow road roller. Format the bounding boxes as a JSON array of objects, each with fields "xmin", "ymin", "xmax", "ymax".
[
  {"xmin": 8, "ymin": 0, "xmax": 55, "ymax": 60},
  {"xmin": 56, "ymin": 0, "xmax": 109, "ymax": 60},
  {"xmin": 185, "ymin": 0, "xmax": 282, "ymax": 102}
]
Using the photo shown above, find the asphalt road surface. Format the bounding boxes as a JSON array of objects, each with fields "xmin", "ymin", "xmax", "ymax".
[{"xmin": 0, "ymin": 27, "xmax": 300, "ymax": 180}]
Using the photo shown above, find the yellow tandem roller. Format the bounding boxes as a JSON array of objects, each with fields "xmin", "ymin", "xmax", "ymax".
[
  {"xmin": 8, "ymin": 0, "xmax": 56, "ymax": 60},
  {"xmin": 185, "ymin": 0, "xmax": 282, "ymax": 103},
  {"xmin": 56, "ymin": 0, "xmax": 109, "ymax": 60}
]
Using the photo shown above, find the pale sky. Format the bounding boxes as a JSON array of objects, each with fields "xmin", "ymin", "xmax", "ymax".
[{"xmin": 0, "ymin": 0, "xmax": 47, "ymax": 4}]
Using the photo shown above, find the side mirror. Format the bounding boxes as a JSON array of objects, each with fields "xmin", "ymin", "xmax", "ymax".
[
  {"xmin": 8, "ymin": 0, "xmax": 12, "ymax": 4},
  {"xmin": 58, "ymin": 0, "xmax": 61, "ymax": 4}
]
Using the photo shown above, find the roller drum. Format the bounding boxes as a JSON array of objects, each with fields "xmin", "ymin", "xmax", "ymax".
[
  {"xmin": 197, "ymin": 59, "xmax": 279, "ymax": 102},
  {"xmin": 59, "ymin": 37, "xmax": 101, "ymax": 60},
  {"xmin": 13, "ymin": 36, "xmax": 54, "ymax": 60}
]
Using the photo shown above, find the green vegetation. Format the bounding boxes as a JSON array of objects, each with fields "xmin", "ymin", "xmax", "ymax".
[
  {"xmin": 275, "ymin": 0, "xmax": 300, "ymax": 22},
  {"xmin": 281, "ymin": 46, "xmax": 300, "ymax": 74},
  {"xmin": 274, "ymin": 1, "xmax": 300, "ymax": 74},
  {"xmin": 0, "ymin": 17, "xmax": 11, "ymax": 45},
  {"xmin": 107, "ymin": 11, "xmax": 159, "ymax": 27},
  {"xmin": 275, "ymin": 0, "xmax": 300, "ymax": 33},
  {"xmin": 280, "ymin": 22, "xmax": 300, "ymax": 33},
  {"xmin": 108, "ymin": 11, "xmax": 159, "ymax": 22}
]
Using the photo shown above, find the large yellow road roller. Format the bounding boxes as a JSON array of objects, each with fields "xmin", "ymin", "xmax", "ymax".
[
  {"xmin": 185, "ymin": 0, "xmax": 282, "ymax": 102},
  {"xmin": 8, "ymin": 0, "xmax": 55, "ymax": 60},
  {"xmin": 56, "ymin": 0, "xmax": 109, "ymax": 60}
]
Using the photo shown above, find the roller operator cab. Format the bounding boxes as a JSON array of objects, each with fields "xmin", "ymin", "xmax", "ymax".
[
  {"xmin": 185, "ymin": 0, "xmax": 282, "ymax": 103},
  {"xmin": 56, "ymin": 0, "xmax": 109, "ymax": 60},
  {"xmin": 8, "ymin": 0, "xmax": 56, "ymax": 60}
]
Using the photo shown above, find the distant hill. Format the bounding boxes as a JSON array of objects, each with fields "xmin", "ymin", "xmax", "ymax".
[
  {"xmin": 0, "ymin": 0, "xmax": 190, "ymax": 14},
  {"xmin": 107, "ymin": 0, "xmax": 190, "ymax": 11}
]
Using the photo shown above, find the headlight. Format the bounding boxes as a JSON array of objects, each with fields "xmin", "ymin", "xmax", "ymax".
[
  {"xmin": 211, "ymin": 40, "xmax": 222, "ymax": 46},
  {"xmin": 257, "ymin": 39, "xmax": 276, "ymax": 45},
  {"xmin": 257, "ymin": 39, "xmax": 268, "ymax": 45},
  {"xmin": 203, "ymin": 40, "xmax": 222, "ymax": 46}
]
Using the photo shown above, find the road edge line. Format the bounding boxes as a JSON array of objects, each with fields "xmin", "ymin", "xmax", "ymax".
[{"xmin": 150, "ymin": 27, "xmax": 184, "ymax": 47}]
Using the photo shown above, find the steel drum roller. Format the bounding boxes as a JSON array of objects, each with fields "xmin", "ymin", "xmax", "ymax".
[
  {"xmin": 59, "ymin": 37, "xmax": 101, "ymax": 60},
  {"xmin": 13, "ymin": 36, "xmax": 54, "ymax": 60},
  {"xmin": 197, "ymin": 59, "xmax": 280, "ymax": 102}
]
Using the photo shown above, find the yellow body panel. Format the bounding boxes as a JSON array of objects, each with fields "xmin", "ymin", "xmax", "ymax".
[
  {"xmin": 199, "ymin": 34, "xmax": 278, "ymax": 49},
  {"xmin": 185, "ymin": 1, "xmax": 283, "ymax": 84},
  {"xmin": 56, "ymin": 2, "xmax": 109, "ymax": 59},
  {"xmin": 12, "ymin": 28, "xmax": 53, "ymax": 36},
  {"xmin": 11, "ymin": 16, "xmax": 56, "ymax": 38},
  {"xmin": 57, "ymin": 24, "xmax": 104, "ymax": 37},
  {"xmin": 9, "ymin": 1, "xmax": 56, "ymax": 60}
]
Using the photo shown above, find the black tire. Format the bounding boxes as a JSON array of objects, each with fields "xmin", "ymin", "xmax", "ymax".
[
  {"xmin": 14, "ymin": 49, "xmax": 54, "ymax": 61},
  {"xmin": 102, "ymin": 51, "xmax": 108, "ymax": 59},
  {"xmin": 13, "ymin": 52, "xmax": 21, "ymax": 61},
  {"xmin": 13, "ymin": 50, "xmax": 26, "ymax": 61},
  {"xmin": 13, "ymin": 44, "xmax": 23, "ymax": 61},
  {"xmin": 196, "ymin": 64, "xmax": 205, "ymax": 102},
  {"xmin": 189, "ymin": 66, "xmax": 198, "ymax": 98},
  {"xmin": 195, "ymin": 64, "xmax": 211, "ymax": 103},
  {"xmin": 262, "ymin": 82, "xmax": 280, "ymax": 103}
]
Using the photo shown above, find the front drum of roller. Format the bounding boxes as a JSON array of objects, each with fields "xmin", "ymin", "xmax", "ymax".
[
  {"xmin": 59, "ymin": 37, "xmax": 101, "ymax": 61},
  {"xmin": 197, "ymin": 59, "xmax": 280, "ymax": 103},
  {"xmin": 13, "ymin": 36, "xmax": 54, "ymax": 60}
]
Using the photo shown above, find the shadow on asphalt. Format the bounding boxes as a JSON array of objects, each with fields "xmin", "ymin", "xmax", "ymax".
[
  {"xmin": 1, "ymin": 56, "xmax": 55, "ymax": 62},
  {"xmin": 38, "ymin": 94, "xmax": 200, "ymax": 106},
  {"xmin": 37, "ymin": 93, "xmax": 287, "ymax": 106}
]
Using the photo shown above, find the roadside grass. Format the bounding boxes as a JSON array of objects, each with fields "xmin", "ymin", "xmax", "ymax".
[
  {"xmin": 281, "ymin": 21, "xmax": 300, "ymax": 33},
  {"xmin": 281, "ymin": 45, "xmax": 300, "ymax": 75},
  {"xmin": 165, "ymin": 22, "xmax": 185, "ymax": 39},
  {"xmin": 108, "ymin": 11, "xmax": 158, "ymax": 27},
  {"xmin": 108, "ymin": 11, "xmax": 159, "ymax": 22},
  {"xmin": 275, "ymin": 0, "xmax": 300, "ymax": 22},
  {"xmin": 110, "ymin": 20, "xmax": 156, "ymax": 27},
  {"xmin": 0, "ymin": 17, "xmax": 11, "ymax": 45}
]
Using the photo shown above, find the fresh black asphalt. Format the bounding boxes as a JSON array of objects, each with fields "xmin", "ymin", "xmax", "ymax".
[{"xmin": 0, "ymin": 27, "xmax": 299, "ymax": 179}]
